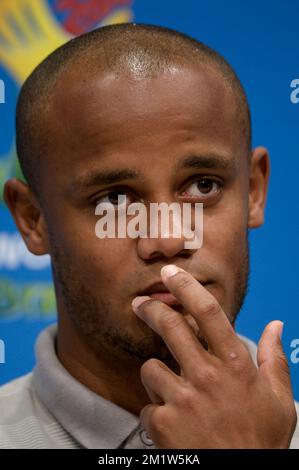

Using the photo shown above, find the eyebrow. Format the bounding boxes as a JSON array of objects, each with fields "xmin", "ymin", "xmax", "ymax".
[
  {"xmin": 70, "ymin": 169, "xmax": 141, "ymax": 192},
  {"xmin": 70, "ymin": 152, "xmax": 236, "ymax": 193},
  {"xmin": 177, "ymin": 153, "xmax": 236, "ymax": 171}
]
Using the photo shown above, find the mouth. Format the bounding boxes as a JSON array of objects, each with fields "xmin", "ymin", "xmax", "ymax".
[
  {"xmin": 138, "ymin": 279, "xmax": 210, "ymax": 307},
  {"xmin": 147, "ymin": 290, "xmax": 181, "ymax": 306}
]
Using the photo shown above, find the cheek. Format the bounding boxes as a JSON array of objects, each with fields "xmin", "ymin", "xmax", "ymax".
[
  {"xmin": 87, "ymin": 238, "xmax": 135, "ymax": 274},
  {"xmin": 50, "ymin": 205, "xmax": 134, "ymax": 263},
  {"xmin": 198, "ymin": 206, "xmax": 248, "ymax": 316},
  {"xmin": 202, "ymin": 198, "xmax": 248, "ymax": 270},
  {"xmin": 50, "ymin": 211, "xmax": 136, "ymax": 284},
  {"xmin": 78, "ymin": 236, "xmax": 138, "ymax": 296}
]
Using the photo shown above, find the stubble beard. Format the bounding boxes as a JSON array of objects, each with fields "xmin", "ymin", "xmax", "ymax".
[{"xmin": 51, "ymin": 237, "xmax": 249, "ymax": 373}]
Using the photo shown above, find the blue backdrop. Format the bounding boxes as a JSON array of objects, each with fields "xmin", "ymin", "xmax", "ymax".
[{"xmin": 0, "ymin": 0, "xmax": 298, "ymax": 400}]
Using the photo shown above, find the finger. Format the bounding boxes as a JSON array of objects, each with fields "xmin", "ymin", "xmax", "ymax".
[
  {"xmin": 139, "ymin": 403, "xmax": 160, "ymax": 437},
  {"xmin": 142, "ymin": 381, "xmax": 164, "ymax": 405},
  {"xmin": 140, "ymin": 358, "xmax": 181, "ymax": 403},
  {"xmin": 160, "ymin": 264, "xmax": 247, "ymax": 361},
  {"xmin": 142, "ymin": 380, "xmax": 164, "ymax": 405},
  {"xmin": 258, "ymin": 321, "xmax": 295, "ymax": 408},
  {"xmin": 132, "ymin": 296, "xmax": 212, "ymax": 377}
]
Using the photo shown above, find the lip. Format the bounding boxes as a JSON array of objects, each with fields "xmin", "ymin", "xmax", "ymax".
[
  {"xmin": 138, "ymin": 279, "xmax": 209, "ymax": 307},
  {"xmin": 148, "ymin": 292, "xmax": 181, "ymax": 306}
]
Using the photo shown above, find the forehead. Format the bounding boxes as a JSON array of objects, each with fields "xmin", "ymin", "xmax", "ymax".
[{"xmin": 44, "ymin": 64, "xmax": 247, "ymax": 181}]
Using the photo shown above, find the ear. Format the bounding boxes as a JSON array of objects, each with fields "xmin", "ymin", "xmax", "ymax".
[
  {"xmin": 248, "ymin": 146, "xmax": 270, "ymax": 228},
  {"xmin": 3, "ymin": 178, "xmax": 50, "ymax": 255}
]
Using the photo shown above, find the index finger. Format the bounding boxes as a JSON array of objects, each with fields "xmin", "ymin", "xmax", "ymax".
[
  {"xmin": 161, "ymin": 264, "xmax": 248, "ymax": 361},
  {"xmin": 132, "ymin": 296, "xmax": 213, "ymax": 377}
]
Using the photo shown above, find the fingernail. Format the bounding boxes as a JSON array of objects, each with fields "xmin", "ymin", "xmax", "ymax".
[
  {"xmin": 132, "ymin": 296, "xmax": 151, "ymax": 313},
  {"xmin": 161, "ymin": 264, "xmax": 180, "ymax": 279}
]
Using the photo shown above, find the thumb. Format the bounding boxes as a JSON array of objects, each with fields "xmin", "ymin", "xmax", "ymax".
[{"xmin": 257, "ymin": 320, "xmax": 293, "ymax": 404}]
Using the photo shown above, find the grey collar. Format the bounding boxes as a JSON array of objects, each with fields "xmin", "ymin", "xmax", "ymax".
[{"xmin": 33, "ymin": 324, "xmax": 141, "ymax": 449}]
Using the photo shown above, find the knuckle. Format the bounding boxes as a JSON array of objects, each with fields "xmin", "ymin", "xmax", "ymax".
[
  {"xmin": 199, "ymin": 366, "xmax": 219, "ymax": 386},
  {"xmin": 150, "ymin": 407, "xmax": 168, "ymax": 433},
  {"xmin": 277, "ymin": 351, "xmax": 290, "ymax": 372},
  {"xmin": 226, "ymin": 348, "xmax": 257, "ymax": 381},
  {"xmin": 278, "ymin": 359, "xmax": 292, "ymax": 388},
  {"xmin": 175, "ymin": 386, "xmax": 196, "ymax": 409},
  {"xmin": 140, "ymin": 358, "xmax": 161, "ymax": 379},
  {"xmin": 225, "ymin": 351, "xmax": 252, "ymax": 375},
  {"xmin": 200, "ymin": 300, "xmax": 222, "ymax": 320},
  {"xmin": 189, "ymin": 365, "xmax": 219, "ymax": 390},
  {"xmin": 159, "ymin": 310, "xmax": 185, "ymax": 332}
]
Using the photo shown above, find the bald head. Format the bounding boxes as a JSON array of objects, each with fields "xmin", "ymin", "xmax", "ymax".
[{"xmin": 16, "ymin": 23, "xmax": 251, "ymax": 197}]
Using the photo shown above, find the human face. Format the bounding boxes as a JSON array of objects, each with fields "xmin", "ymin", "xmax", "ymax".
[{"xmin": 10, "ymin": 63, "xmax": 265, "ymax": 368}]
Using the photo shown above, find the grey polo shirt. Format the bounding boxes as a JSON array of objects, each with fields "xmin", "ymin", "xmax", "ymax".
[{"xmin": 0, "ymin": 324, "xmax": 298, "ymax": 449}]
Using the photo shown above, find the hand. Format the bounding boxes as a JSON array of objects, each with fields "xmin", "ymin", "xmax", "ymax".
[{"xmin": 132, "ymin": 264, "xmax": 297, "ymax": 448}]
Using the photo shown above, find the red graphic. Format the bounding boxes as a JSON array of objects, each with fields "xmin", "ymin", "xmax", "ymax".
[{"xmin": 54, "ymin": 0, "xmax": 133, "ymax": 35}]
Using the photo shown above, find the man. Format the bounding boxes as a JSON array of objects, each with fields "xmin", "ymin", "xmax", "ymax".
[{"xmin": 1, "ymin": 23, "xmax": 298, "ymax": 449}]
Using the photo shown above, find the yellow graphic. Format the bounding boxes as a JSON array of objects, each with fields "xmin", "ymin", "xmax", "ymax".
[
  {"xmin": 0, "ymin": 0, "xmax": 69, "ymax": 84},
  {"xmin": 0, "ymin": 0, "xmax": 133, "ymax": 203},
  {"xmin": 0, "ymin": 0, "xmax": 133, "ymax": 84}
]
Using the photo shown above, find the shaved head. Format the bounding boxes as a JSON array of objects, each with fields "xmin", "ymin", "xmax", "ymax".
[{"xmin": 16, "ymin": 23, "xmax": 251, "ymax": 198}]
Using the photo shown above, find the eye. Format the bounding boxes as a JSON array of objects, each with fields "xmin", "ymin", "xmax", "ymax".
[
  {"xmin": 94, "ymin": 190, "xmax": 134, "ymax": 208},
  {"xmin": 182, "ymin": 178, "xmax": 222, "ymax": 200}
]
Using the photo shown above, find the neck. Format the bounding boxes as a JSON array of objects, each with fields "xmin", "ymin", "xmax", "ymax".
[{"xmin": 56, "ymin": 314, "xmax": 152, "ymax": 417}]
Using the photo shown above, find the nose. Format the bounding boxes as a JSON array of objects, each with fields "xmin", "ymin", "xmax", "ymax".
[
  {"xmin": 137, "ymin": 235, "xmax": 196, "ymax": 260},
  {"xmin": 136, "ymin": 201, "xmax": 198, "ymax": 260}
]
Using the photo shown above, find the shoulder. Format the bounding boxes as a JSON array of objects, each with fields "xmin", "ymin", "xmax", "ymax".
[
  {"xmin": 0, "ymin": 374, "xmax": 77, "ymax": 448},
  {"xmin": 0, "ymin": 373, "xmax": 50, "ymax": 448},
  {"xmin": 0, "ymin": 373, "xmax": 34, "ymax": 418}
]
